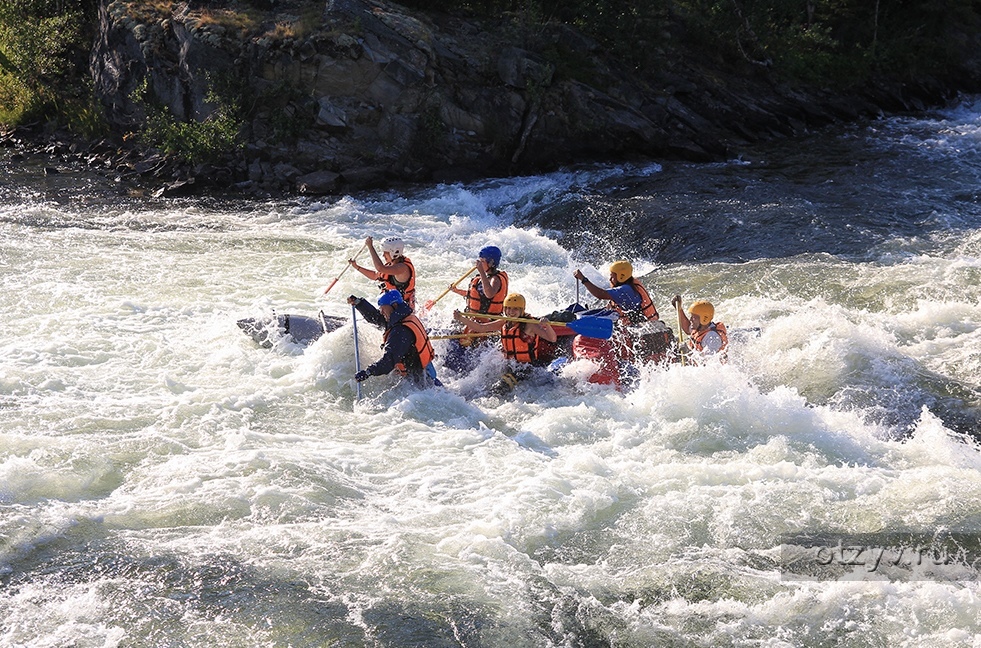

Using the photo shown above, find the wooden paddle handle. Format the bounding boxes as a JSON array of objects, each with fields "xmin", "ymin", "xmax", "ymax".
[{"xmin": 323, "ymin": 243, "xmax": 367, "ymax": 296}]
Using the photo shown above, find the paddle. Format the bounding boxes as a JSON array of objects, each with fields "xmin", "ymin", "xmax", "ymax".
[
  {"xmin": 424, "ymin": 266, "xmax": 477, "ymax": 311},
  {"xmin": 352, "ymin": 304, "xmax": 363, "ymax": 400},
  {"xmin": 323, "ymin": 243, "xmax": 367, "ymax": 296},
  {"xmin": 676, "ymin": 304, "xmax": 688, "ymax": 366},
  {"xmin": 430, "ymin": 331, "xmax": 500, "ymax": 340},
  {"xmin": 465, "ymin": 312, "xmax": 614, "ymax": 339}
]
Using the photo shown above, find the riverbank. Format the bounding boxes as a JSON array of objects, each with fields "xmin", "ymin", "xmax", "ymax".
[{"xmin": 5, "ymin": 0, "xmax": 981, "ymax": 199}]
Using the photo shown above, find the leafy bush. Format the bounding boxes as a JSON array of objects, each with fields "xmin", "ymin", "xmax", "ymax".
[
  {"xmin": 0, "ymin": 0, "xmax": 100, "ymax": 128},
  {"xmin": 133, "ymin": 78, "xmax": 244, "ymax": 164}
]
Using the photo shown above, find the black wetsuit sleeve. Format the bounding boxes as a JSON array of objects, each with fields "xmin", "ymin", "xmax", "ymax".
[
  {"xmin": 353, "ymin": 298, "xmax": 387, "ymax": 328},
  {"xmin": 366, "ymin": 323, "xmax": 414, "ymax": 376}
]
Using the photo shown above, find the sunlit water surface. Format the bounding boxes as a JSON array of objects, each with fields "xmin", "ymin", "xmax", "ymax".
[{"xmin": 2, "ymin": 98, "xmax": 981, "ymax": 647}]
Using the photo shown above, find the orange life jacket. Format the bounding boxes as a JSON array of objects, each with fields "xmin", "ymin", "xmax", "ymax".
[
  {"xmin": 465, "ymin": 270, "xmax": 509, "ymax": 314},
  {"xmin": 383, "ymin": 313, "xmax": 434, "ymax": 375},
  {"xmin": 501, "ymin": 320, "xmax": 539, "ymax": 364},
  {"xmin": 688, "ymin": 322, "xmax": 729, "ymax": 360},
  {"xmin": 610, "ymin": 279, "xmax": 659, "ymax": 324},
  {"xmin": 380, "ymin": 256, "xmax": 416, "ymax": 310}
]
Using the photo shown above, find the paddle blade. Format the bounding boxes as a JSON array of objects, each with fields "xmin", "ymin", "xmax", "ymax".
[
  {"xmin": 322, "ymin": 277, "xmax": 339, "ymax": 296},
  {"xmin": 423, "ymin": 299, "xmax": 436, "ymax": 311},
  {"xmin": 565, "ymin": 316, "xmax": 615, "ymax": 339}
]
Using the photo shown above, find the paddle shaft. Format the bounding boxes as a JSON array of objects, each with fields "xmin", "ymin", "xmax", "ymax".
[
  {"xmin": 352, "ymin": 304, "xmax": 363, "ymax": 400},
  {"xmin": 464, "ymin": 312, "xmax": 572, "ymax": 327},
  {"xmin": 676, "ymin": 305, "xmax": 688, "ymax": 366},
  {"xmin": 425, "ymin": 266, "xmax": 477, "ymax": 309},
  {"xmin": 463, "ymin": 310, "xmax": 614, "ymax": 339},
  {"xmin": 430, "ymin": 331, "xmax": 499, "ymax": 340},
  {"xmin": 323, "ymin": 243, "xmax": 367, "ymax": 296}
]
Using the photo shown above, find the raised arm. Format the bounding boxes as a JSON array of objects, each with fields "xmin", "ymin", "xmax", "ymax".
[{"xmin": 574, "ymin": 269, "xmax": 612, "ymax": 300}]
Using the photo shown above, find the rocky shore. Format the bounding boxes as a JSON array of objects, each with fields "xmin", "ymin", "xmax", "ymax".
[{"xmin": 5, "ymin": 0, "xmax": 981, "ymax": 198}]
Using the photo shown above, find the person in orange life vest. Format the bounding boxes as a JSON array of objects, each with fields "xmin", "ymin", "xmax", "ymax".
[
  {"xmin": 573, "ymin": 260, "xmax": 659, "ymax": 325},
  {"xmin": 348, "ymin": 236, "xmax": 417, "ymax": 310},
  {"xmin": 672, "ymin": 295, "xmax": 728, "ymax": 363},
  {"xmin": 448, "ymin": 245, "xmax": 509, "ymax": 350},
  {"xmin": 348, "ymin": 290, "xmax": 440, "ymax": 386},
  {"xmin": 449, "ymin": 245, "xmax": 509, "ymax": 317},
  {"xmin": 452, "ymin": 293, "xmax": 557, "ymax": 391},
  {"xmin": 573, "ymin": 260, "xmax": 662, "ymax": 369}
]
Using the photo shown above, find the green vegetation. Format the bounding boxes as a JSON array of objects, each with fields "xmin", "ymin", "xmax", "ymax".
[
  {"xmin": 0, "ymin": 0, "xmax": 103, "ymax": 134},
  {"xmin": 131, "ymin": 76, "xmax": 244, "ymax": 164}
]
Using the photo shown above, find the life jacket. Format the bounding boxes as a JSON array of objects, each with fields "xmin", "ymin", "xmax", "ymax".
[
  {"xmin": 379, "ymin": 256, "xmax": 416, "ymax": 310},
  {"xmin": 465, "ymin": 270, "xmax": 509, "ymax": 315},
  {"xmin": 501, "ymin": 320, "xmax": 539, "ymax": 364},
  {"xmin": 383, "ymin": 313, "xmax": 434, "ymax": 375},
  {"xmin": 688, "ymin": 322, "xmax": 729, "ymax": 360},
  {"xmin": 610, "ymin": 279, "xmax": 659, "ymax": 325}
]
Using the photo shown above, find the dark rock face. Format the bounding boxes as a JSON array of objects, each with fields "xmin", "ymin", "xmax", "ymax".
[{"xmin": 79, "ymin": 0, "xmax": 981, "ymax": 196}]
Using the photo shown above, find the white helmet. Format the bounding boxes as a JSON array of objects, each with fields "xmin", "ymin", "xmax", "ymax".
[{"xmin": 381, "ymin": 237, "xmax": 404, "ymax": 257}]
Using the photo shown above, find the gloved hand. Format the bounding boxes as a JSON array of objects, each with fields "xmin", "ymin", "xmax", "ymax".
[{"xmin": 354, "ymin": 370, "xmax": 370, "ymax": 382}]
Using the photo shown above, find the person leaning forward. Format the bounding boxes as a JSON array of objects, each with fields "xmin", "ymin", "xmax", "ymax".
[
  {"xmin": 348, "ymin": 290, "xmax": 440, "ymax": 386},
  {"xmin": 348, "ymin": 236, "xmax": 417, "ymax": 310}
]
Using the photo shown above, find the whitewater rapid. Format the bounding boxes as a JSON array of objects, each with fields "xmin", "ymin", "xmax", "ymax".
[{"xmin": 2, "ymin": 99, "xmax": 981, "ymax": 647}]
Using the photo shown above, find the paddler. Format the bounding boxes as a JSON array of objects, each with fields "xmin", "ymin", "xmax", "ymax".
[
  {"xmin": 672, "ymin": 295, "xmax": 728, "ymax": 363},
  {"xmin": 348, "ymin": 290, "xmax": 440, "ymax": 386},
  {"xmin": 348, "ymin": 236, "xmax": 417, "ymax": 310},
  {"xmin": 573, "ymin": 260, "xmax": 659, "ymax": 324},
  {"xmin": 453, "ymin": 293, "xmax": 557, "ymax": 394},
  {"xmin": 442, "ymin": 245, "xmax": 509, "ymax": 373},
  {"xmin": 572, "ymin": 261, "xmax": 673, "ymax": 377},
  {"xmin": 449, "ymin": 245, "xmax": 509, "ymax": 318}
]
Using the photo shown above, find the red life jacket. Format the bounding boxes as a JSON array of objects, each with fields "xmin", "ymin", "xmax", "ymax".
[
  {"xmin": 610, "ymin": 279, "xmax": 659, "ymax": 324},
  {"xmin": 380, "ymin": 256, "xmax": 416, "ymax": 310},
  {"xmin": 465, "ymin": 270, "xmax": 509, "ymax": 315},
  {"xmin": 383, "ymin": 313, "xmax": 434, "ymax": 375},
  {"xmin": 501, "ymin": 320, "xmax": 539, "ymax": 364}
]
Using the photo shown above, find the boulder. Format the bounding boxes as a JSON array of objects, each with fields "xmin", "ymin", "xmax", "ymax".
[{"xmin": 296, "ymin": 170, "xmax": 341, "ymax": 195}]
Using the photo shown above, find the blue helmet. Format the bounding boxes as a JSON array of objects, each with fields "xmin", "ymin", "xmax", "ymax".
[
  {"xmin": 479, "ymin": 246, "xmax": 502, "ymax": 268},
  {"xmin": 377, "ymin": 289, "xmax": 404, "ymax": 307}
]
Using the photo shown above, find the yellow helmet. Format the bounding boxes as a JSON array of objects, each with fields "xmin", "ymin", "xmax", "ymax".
[
  {"xmin": 610, "ymin": 260, "xmax": 633, "ymax": 283},
  {"xmin": 503, "ymin": 293, "xmax": 526, "ymax": 310},
  {"xmin": 689, "ymin": 300, "xmax": 714, "ymax": 326}
]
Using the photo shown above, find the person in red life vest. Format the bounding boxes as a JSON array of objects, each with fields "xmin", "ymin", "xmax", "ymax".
[
  {"xmin": 348, "ymin": 290, "xmax": 440, "ymax": 386},
  {"xmin": 452, "ymin": 293, "xmax": 557, "ymax": 393},
  {"xmin": 348, "ymin": 236, "xmax": 417, "ymax": 310},
  {"xmin": 672, "ymin": 295, "xmax": 728, "ymax": 364}
]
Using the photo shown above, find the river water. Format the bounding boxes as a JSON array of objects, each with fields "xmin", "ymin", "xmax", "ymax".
[{"xmin": 2, "ymin": 97, "xmax": 980, "ymax": 647}]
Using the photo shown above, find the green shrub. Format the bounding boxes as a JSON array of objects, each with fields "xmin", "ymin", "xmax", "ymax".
[{"xmin": 0, "ymin": 0, "xmax": 100, "ymax": 129}]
